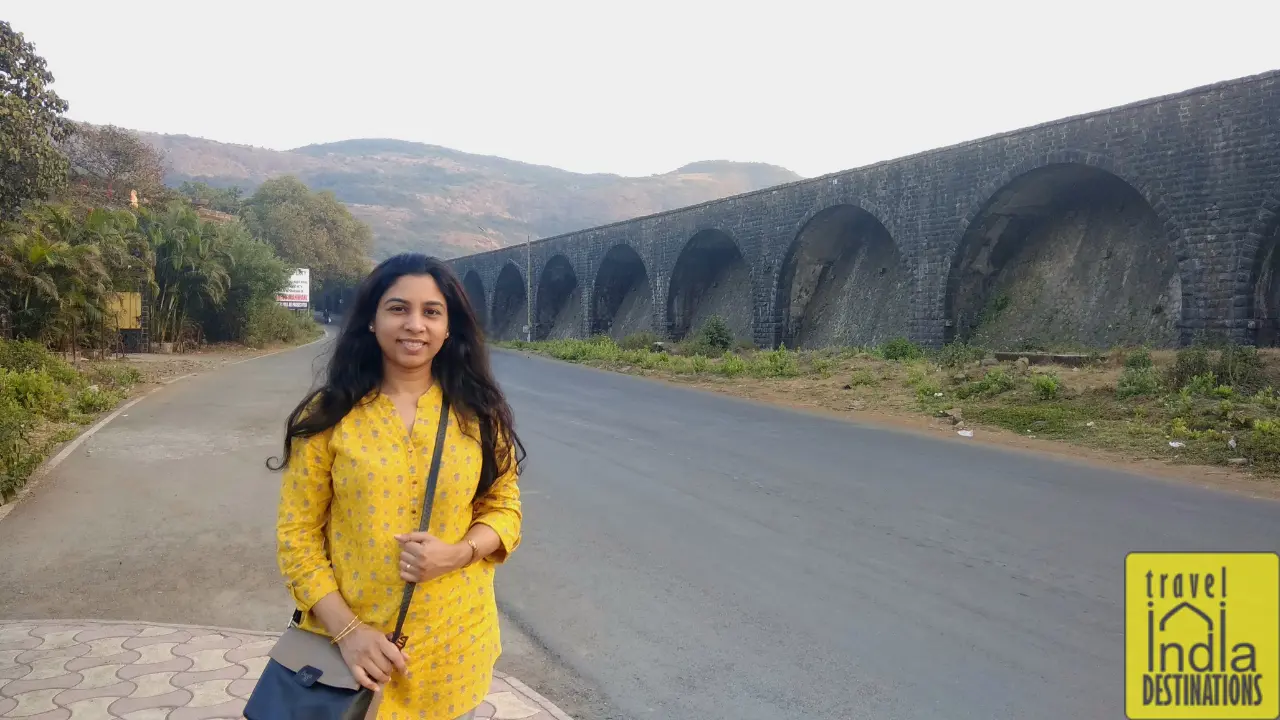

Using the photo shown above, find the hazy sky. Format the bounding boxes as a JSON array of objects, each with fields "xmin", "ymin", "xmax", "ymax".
[{"xmin": 8, "ymin": 1, "xmax": 1280, "ymax": 178}]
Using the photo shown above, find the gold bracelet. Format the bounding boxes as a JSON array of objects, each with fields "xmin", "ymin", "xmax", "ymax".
[
  {"xmin": 331, "ymin": 617, "xmax": 361, "ymax": 644},
  {"xmin": 465, "ymin": 539, "xmax": 480, "ymax": 566}
]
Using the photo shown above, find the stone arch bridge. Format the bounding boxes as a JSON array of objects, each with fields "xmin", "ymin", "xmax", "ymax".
[{"xmin": 448, "ymin": 70, "xmax": 1280, "ymax": 351}]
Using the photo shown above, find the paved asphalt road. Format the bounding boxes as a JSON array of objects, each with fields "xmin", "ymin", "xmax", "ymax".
[{"xmin": 1, "ymin": 334, "xmax": 1278, "ymax": 720}]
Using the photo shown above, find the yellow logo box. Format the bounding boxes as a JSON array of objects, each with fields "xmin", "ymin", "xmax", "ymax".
[{"xmin": 1125, "ymin": 552, "xmax": 1278, "ymax": 719}]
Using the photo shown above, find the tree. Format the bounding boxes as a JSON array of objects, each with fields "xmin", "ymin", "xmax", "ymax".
[
  {"xmin": 0, "ymin": 20, "xmax": 73, "ymax": 220},
  {"xmin": 178, "ymin": 181, "xmax": 244, "ymax": 214},
  {"xmin": 241, "ymin": 176, "xmax": 372, "ymax": 292},
  {"xmin": 137, "ymin": 202, "xmax": 232, "ymax": 345},
  {"xmin": 61, "ymin": 123, "xmax": 168, "ymax": 208}
]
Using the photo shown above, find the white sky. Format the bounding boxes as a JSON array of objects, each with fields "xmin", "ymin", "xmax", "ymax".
[{"xmin": 8, "ymin": 0, "xmax": 1280, "ymax": 179}]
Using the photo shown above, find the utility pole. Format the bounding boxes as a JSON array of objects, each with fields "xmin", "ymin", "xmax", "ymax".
[{"xmin": 525, "ymin": 234, "xmax": 533, "ymax": 342}]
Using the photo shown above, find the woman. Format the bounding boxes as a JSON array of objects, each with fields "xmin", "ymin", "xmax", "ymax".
[{"xmin": 270, "ymin": 253, "xmax": 524, "ymax": 719}]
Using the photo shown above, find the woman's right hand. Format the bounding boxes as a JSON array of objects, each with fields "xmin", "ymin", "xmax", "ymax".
[{"xmin": 336, "ymin": 625, "xmax": 409, "ymax": 693}]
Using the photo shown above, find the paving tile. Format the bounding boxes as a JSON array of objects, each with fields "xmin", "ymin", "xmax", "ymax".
[
  {"xmin": 13, "ymin": 646, "xmax": 88, "ymax": 666},
  {"xmin": 172, "ymin": 649, "xmax": 231, "ymax": 673},
  {"xmin": 0, "ymin": 621, "xmax": 575, "ymax": 719},
  {"xmin": 225, "ymin": 678, "xmax": 257, "ymax": 700},
  {"xmin": 132, "ymin": 643, "xmax": 183, "ymax": 666},
  {"xmin": 118, "ymin": 657, "xmax": 192, "ymax": 681},
  {"xmin": 53, "ymin": 679, "xmax": 135, "ymax": 705},
  {"xmin": 13, "ymin": 708, "xmax": 70, "ymax": 720},
  {"xmin": 65, "ymin": 650, "xmax": 141, "ymax": 672},
  {"xmin": 0, "ymin": 638, "xmax": 42, "ymax": 653},
  {"xmin": 223, "ymin": 640, "xmax": 273, "ymax": 664},
  {"xmin": 82, "ymin": 635, "xmax": 133, "ymax": 659},
  {"xmin": 0, "ymin": 627, "xmax": 34, "ymax": 646},
  {"xmin": 74, "ymin": 625, "xmax": 146, "ymax": 643},
  {"xmin": 80, "ymin": 663, "xmax": 130, "ymax": 690},
  {"xmin": 170, "ymin": 665, "xmax": 244, "ymax": 689},
  {"xmin": 0, "ymin": 671, "xmax": 80, "ymax": 698},
  {"xmin": 183, "ymin": 678, "xmax": 235, "ymax": 707},
  {"xmin": 109, "ymin": 688, "xmax": 193, "ymax": 716},
  {"xmin": 232, "ymin": 656, "xmax": 267, "ymax": 681},
  {"xmin": 179, "ymin": 635, "xmax": 240, "ymax": 651},
  {"xmin": 487, "ymin": 690, "xmax": 542, "ymax": 719},
  {"xmin": 6, "ymin": 687, "xmax": 64, "ymax": 716},
  {"xmin": 14, "ymin": 656, "xmax": 78, "ymax": 683},
  {"xmin": 168, "ymin": 697, "xmax": 246, "ymax": 720},
  {"xmin": 125, "ymin": 631, "xmax": 191, "ymax": 650},
  {"xmin": 129, "ymin": 671, "xmax": 179, "ymax": 698},
  {"xmin": 62, "ymin": 696, "xmax": 120, "ymax": 719},
  {"xmin": 117, "ymin": 709, "xmax": 172, "ymax": 720},
  {"xmin": 30, "ymin": 630, "xmax": 82, "ymax": 652}
]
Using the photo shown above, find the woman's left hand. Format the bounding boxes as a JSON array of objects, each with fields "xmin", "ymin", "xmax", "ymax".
[{"xmin": 393, "ymin": 531, "xmax": 470, "ymax": 583}]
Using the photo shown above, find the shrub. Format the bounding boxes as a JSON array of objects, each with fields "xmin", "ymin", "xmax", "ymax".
[
  {"xmin": 1243, "ymin": 418, "xmax": 1280, "ymax": 466},
  {"xmin": 1184, "ymin": 371, "xmax": 1218, "ymax": 397},
  {"xmin": 0, "ymin": 339, "xmax": 79, "ymax": 385},
  {"xmin": 879, "ymin": 337, "xmax": 925, "ymax": 361},
  {"xmin": 1215, "ymin": 344, "xmax": 1266, "ymax": 393},
  {"xmin": 849, "ymin": 370, "xmax": 877, "ymax": 386},
  {"xmin": 1166, "ymin": 345, "xmax": 1212, "ymax": 390},
  {"xmin": 73, "ymin": 385, "xmax": 120, "ymax": 414},
  {"xmin": 87, "ymin": 364, "xmax": 143, "ymax": 390},
  {"xmin": 1123, "ymin": 348, "xmax": 1154, "ymax": 370},
  {"xmin": 620, "ymin": 332, "xmax": 658, "ymax": 351},
  {"xmin": 915, "ymin": 380, "xmax": 942, "ymax": 403},
  {"xmin": 0, "ymin": 395, "xmax": 35, "ymax": 501},
  {"xmin": 718, "ymin": 351, "xmax": 746, "ymax": 377},
  {"xmin": 244, "ymin": 303, "xmax": 321, "ymax": 348},
  {"xmin": 956, "ymin": 368, "xmax": 1017, "ymax": 399},
  {"xmin": 1117, "ymin": 366, "xmax": 1160, "ymax": 399},
  {"xmin": 696, "ymin": 316, "xmax": 733, "ymax": 353},
  {"xmin": 1032, "ymin": 373, "xmax": 1062, "ymax": 400},
  {"xmin": 749, "ymin": 346, "xmax": 800, "ymax": 378},
  {"xmin": 0, "ymin": 368, "xmax": 68, "ymax": 417},
  {"xmin": 936, "ymin": 342, "xmax": 985, "ymax": 368}
]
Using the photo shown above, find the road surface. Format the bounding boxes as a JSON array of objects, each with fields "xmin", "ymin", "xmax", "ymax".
[{"xmin": 1, "ymin": 335, "xmax": 1277, "ymax": 719}]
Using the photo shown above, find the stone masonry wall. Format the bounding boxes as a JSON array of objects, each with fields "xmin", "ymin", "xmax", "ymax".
[{"xmin": 448, "ymin": 70, "xmax": 1280, "ymax": 350}]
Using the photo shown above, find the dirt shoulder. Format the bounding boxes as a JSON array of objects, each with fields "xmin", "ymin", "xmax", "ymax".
[{"xmin": 497, "ymin": 337, "xmax": 1280, "ymax": 501}]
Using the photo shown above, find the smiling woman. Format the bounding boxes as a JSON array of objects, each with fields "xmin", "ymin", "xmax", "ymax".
[{"xmin": 262, "ymin": 253, "xmax": 527, "ymax": 720}]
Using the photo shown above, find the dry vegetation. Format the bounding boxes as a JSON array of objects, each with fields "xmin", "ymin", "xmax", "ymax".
[{"xmin": 499, "ymin": 317, "xmax": 1280, "ymax": 481}]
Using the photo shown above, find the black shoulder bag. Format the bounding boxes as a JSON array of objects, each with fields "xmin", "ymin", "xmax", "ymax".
[{"xmin": 244, "ymin": 397, "xmax": 451, "ymax": 720}]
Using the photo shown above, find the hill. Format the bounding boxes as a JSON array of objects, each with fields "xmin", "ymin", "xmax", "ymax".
[{"xmin": 138, "ymin": 132, "xmax": 804, "ymax": 259}]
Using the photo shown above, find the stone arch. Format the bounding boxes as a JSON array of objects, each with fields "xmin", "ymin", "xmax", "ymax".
[
  {"xmin": 462, "ymin": 270, "xmax": 487, "ymax": 330},
  {"xmin": 944, "ymin": 152, "xmax": 1184, "ymax": 350},
  {"xmin": 666, "ymin": 229, "xmax": 751, "ymax": 343},
  {"xmin": 1241, "ymin": 181, "xmax": 1280, "ymax": 346},
  {"xmin": 591, "ymin": 243, "xmax": 653, "ymax": 340},
  {"xmin": 490, "ymin": 261, "xmax": 527, "ymax": 341},
  {"xmin": 773, "ymin": 204, "xmax": 911, "ymax": 349},
  {"xmin": 535, "ymin": 254, "xmax": 582, "ymax": 340}
]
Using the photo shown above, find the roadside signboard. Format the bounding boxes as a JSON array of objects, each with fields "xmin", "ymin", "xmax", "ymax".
[{"xmin": 276, "ymin": 268, "xmax": 310, "ymax": 309}]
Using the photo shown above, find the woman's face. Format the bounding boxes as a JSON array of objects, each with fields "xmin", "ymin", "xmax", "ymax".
[{"xmin": 371, "ymin": 273, "xmax": 450, "ymax": 373}]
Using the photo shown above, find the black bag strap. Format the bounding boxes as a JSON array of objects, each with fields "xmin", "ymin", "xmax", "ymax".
[
  {"xmin": 390, "ymin": 396, "xmax": 450, "ymax": 644},
  {"xmin": 290, "ymin": 394, "xmax": 452, "ymax": 646}
]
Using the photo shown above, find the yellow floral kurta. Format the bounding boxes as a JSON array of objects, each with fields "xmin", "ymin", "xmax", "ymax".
[{"xmin": 276, "ymin": 382, "xmax": 521, "ymax": 719}]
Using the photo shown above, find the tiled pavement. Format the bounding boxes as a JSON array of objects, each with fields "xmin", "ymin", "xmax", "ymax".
[{"xmin": 0, "ymin": 620, "xmax": 572, "ymax": 720}]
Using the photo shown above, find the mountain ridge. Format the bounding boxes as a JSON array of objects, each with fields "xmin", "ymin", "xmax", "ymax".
[{"xmin": 137, "ymin": 130, "xmax": 803, "ymax": 258}]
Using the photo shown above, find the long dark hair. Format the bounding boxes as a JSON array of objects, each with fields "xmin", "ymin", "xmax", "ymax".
[{"xmin": 267, "ymin": 253, "xmax": 525, "ymax": 501}]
